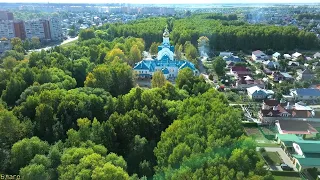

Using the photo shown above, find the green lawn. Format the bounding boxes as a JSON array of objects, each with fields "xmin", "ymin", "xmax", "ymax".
[
  {"xmin": 257, "ymin": 143, "xmax": 280, "ymax": 147},
  {"xmin": 263, "ymin": 152, "xmax": 282, "ymax": 165},
  {"xmin": 273, "ymin": 176, "xmax": 301, "ymax": 180},
  {"xmin": 60, "ymin": 39, "xmax": 78, "ymax": 47},
  {"xmin": 245, "ymin": 127, "xmax": 277, "ymax": 144}
]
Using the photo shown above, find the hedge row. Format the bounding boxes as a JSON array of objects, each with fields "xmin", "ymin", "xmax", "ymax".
[
  {"xmin": 242, "ymin": 122, "xmax": 258, "ymax": 127},
  {"xmin": 271, "ymin": 171, "xmax": 300, "ymax": 177}
]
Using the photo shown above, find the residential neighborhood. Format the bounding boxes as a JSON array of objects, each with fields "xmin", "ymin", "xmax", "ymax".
[{"xmin": 210, "ymin": 49, "xmax": 320, "ymax": 179}]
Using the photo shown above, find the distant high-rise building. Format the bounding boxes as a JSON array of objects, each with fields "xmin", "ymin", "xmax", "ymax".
[
  {"xmin": 0, "ymin": 10, "xmax": 61, "ymax": 41},
  {"xmin": 0, "ymin": 11, "xmax": 14, "ymax": 20},
  {"xmin": 48, "ymin": 17, "xmax": 62, "ymax": 41},
  {"xmin": 0, "ymin": 20, "xmax": 15, "ymax": 39},
  {"xmin": 40, "ymin": 19, "xmax": 51, "ymax": 40},
  {"xmin": 0, "ymin": 39, "xmax": 12, "ymax": 54},
  {"xmin": 24, "ymin": 20, "xmax": 45, "ymax": 39},
  {"xmin": 13, "ymin": 20, "xmax": 26, "ymax": 40}
]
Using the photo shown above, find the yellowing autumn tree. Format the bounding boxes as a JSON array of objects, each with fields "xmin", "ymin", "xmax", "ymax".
[
  {"xmin": 105, "ymin": 48, "xmax": 126, "ymax": 62},
  {"xmin": 129, "ymin": 45, "xmax": 142, "ymax": 66},
  {"xmin": 151, "ymin": 71, "xmax": 166, "ymax": 88}
]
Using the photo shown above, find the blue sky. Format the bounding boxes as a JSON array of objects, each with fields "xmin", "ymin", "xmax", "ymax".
[{"xmin": 1, "ymin": 0, "xmax": 320, "ymax": 3}]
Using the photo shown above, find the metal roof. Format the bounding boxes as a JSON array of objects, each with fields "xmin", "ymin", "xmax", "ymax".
[
  {"xmin": 297, "ymin": 142, "xmax": 320, "ymax": 153},
  {"xmin": 295, "ymin": 158, "xmax": 320, "ymax": 167},
  {"xmin": 295, "ymin": 88, "xmax": 320, "ymax": 97}
]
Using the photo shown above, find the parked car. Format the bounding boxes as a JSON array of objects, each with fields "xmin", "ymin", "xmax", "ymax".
[{"xmin": 280, "ymin": 164, "xmax": 293, "ymax": 171}]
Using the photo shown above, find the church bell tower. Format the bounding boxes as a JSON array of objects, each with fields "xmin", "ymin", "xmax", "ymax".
[{"xmin": 163, "ymin": 26, "xmax": 170, "ymax": 45}]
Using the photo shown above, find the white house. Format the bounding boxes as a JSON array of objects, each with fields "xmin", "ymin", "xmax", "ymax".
[
  {"xmin": 284, "ymin": 54, "xmax": 292, "ymax": 60},
  {"xmin": 252, "ymin": 50, "xmax": 268, "ymax": 62},
  {"xmin": 272, "ymin": 52, "xmax": 281, "ymax": 61},
  {"xmin": 219, "ymin": 52, "xmax": 233, "ymax": 57},
  {"xmin": 247, "ymin": 86, "xmax": 274, "ymax": 100},
  {"xmin": 292, "ymin": 52, "xmax": 302, "ymax": 60},
  {"xmin": 314, "ymin": 52, "xmax": 320, "ymax": 59}
]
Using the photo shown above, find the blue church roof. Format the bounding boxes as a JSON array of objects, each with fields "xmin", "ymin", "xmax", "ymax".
[
  {"xmin": 133, "ymin": 27, "xmax": 198, "ymax": 74},
  {"xmin": 162, "ymin": 68, "xmax": 169, "ymax": 74},
  {"xmin": 179, "ymin": 61, "xmax": 196, "ymax": 71},
  {"xmin": 133, "ymin": 60, "xmax": 156, "ymax": 71},
  {"xmin": 134, "ymin": 61, "xmax": 149, "ymax": 70}
]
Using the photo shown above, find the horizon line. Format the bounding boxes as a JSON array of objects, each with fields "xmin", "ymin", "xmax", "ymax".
[{"xmin": 1, "ymin": 2, "xmax": 320, "ymax": 4}]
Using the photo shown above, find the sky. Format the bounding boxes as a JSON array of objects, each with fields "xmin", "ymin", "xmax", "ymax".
[{"xmin": 0, "ymin": 0, "xmax": 320, "ymax": 3}]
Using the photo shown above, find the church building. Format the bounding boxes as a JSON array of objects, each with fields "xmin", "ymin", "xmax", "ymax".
[{"xmin": 133, "ymin": 27, "xmax": 198, "ymax": 79}]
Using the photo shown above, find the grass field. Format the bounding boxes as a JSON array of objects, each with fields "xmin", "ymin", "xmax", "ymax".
[
  {"xmin": 263, "ymin": 152, "xmax": 282, "ymax": 165},
  {"xmin": 245, "ymin": 127, "xmax": 275, "ymax": 142},
  {"xmin": 60, "ymin": 39, "xmax": 78, "ymax": 47},
  {"xmin": 273, "ymin": 176, "xmax": 301, "ymax": 180}
]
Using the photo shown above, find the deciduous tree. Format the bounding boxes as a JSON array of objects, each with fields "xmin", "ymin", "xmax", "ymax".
[{"xmin": 151, "ymin": 71, "xmax": 166, "ymax": 88}]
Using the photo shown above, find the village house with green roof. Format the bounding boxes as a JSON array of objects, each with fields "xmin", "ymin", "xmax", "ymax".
[{"xmin": 276, "ymin": 133, "xmax": 320, "ymax": 171}]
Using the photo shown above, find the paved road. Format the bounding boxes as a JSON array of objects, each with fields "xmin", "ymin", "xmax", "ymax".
[
  {"xmin": 28, "ymin": 36, "xmax": 79, "ymax": 53},
  {"xmin": 257, "ymin": 147, "xmax": 298, "ymax": 171},
  {"xmin": 198, "ymin": 57, "xmax": 207, "ymax": 74}
]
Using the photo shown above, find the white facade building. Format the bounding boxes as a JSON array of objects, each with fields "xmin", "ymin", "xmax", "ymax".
[
  {"xmin": 24, "ymin": 20, "xmax": 45, "ymax": 39},
  {"xmin": 49, "ymin": 18, "xmax": 62, "ymax": 41},
  {"xmin": 0, "ymin": 20, "xmax": 15, "ymax": 39}
]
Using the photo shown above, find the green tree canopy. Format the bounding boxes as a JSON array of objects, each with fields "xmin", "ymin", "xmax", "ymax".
[
  {"xmin": 212, "ymin": 56, "xmax": 227, "ymax": 77},
  {"xmin": 149, "ymin": 42, "xmax": 160, "ymax": 55},
  {"xmin": 11, "ymin": 137, "xmax": 50, "ymax": 172},
  {"xmin": 84, "ymin": 61, "xmax": 133, "ymax": 96},
  {"xmin": 79, "ymin": 29, "xmax": 96, "ymax": 41}
]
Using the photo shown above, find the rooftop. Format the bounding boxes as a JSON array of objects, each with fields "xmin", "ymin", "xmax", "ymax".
[
  {"xmin": 297, "ymin": 142, "xmax": 320, "ymax": 154},
  {"xmin": 276, "ymin": 120, "xmax": 318, "ymax": 135},
  {"xmin": 295, "ymin": 157, "xmax": 320, "ymax": 167},
  {"xmin": 292, "ymin": 52, "xmax": 302, "ymax": 57},
  {"xmin": 273, "ymin": 52, "xmax": 281, "ymax": 57},
  {"xmin": 294, "ymin": 88, "xmax": 320, "ymax": 97},
  {"xmin": 231, "ymin": 66, "xmax": 248, "ymax": 72},
  {"xmin": 277, "ymin": 134, "xmax": 320, "ymax": 145},
  {"xmin": 277, "ymin": 134, "xmax": 301, "ymax": 142},
  {"xmin": 252, "ymin": 50, "xmax": 266, "ymax": 56},
  {"xmin": 280, "ymin": 72, "xmax": 293, "ymax": 78},
  {"xmin": 247, "ymin": 86, "xmax": 262, "ymax": 94}
]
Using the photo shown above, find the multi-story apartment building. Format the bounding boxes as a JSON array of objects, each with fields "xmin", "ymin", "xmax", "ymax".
[
  {"xmin": 48, "ymin": 17, "xmax": 62, "ymax": 41},
  {"xmin": 24, "ymin": 20, "xmax": 45, "ymax": 39},
  {"xmin": 0, "ymin": 39, "xmax": 12, "ymax": 54},
  {"xmin": 0, "ymin": 11, "xmax": 14, "ymax": 20},
  {"xmin": 40, "ymin": 19, "xmax": 51, "ymax": 40},
  {"xmin": 0, "ymin": 20, "xmax": 15, "ymax": 39},
  {"xmin": 13, "ymin": 20, "xmax": 26, "ymax": 40},
  {"xmin": 0, "ymin": 10, "xmax": 62, "ymax": 42}
]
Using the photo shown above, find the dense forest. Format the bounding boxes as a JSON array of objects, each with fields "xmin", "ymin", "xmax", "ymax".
[
  {"xmin": 96, "ymin": 14, "xmax": 319, "ymax": 51},
  {"xmin": 0, "ymin": 13, "xmax": 314, "ymax": 179}
]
